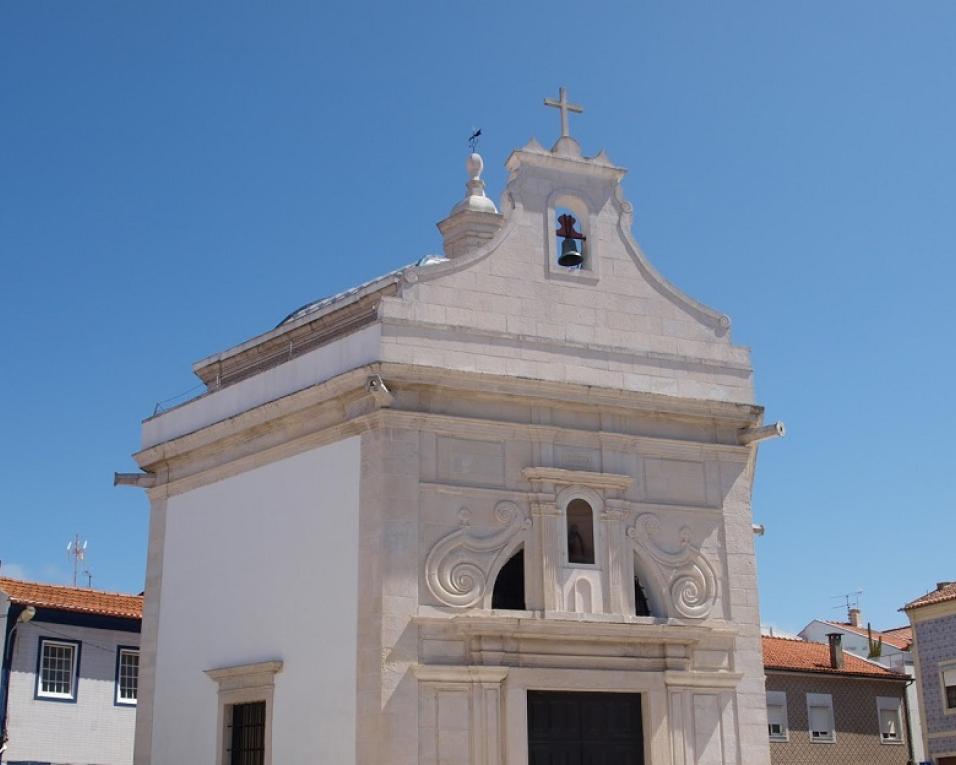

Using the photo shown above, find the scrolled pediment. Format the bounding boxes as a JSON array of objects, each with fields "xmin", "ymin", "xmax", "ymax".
[
  {"xmin": 629, "ymin": 513, "xmax": 719, "ymax": 620},
  {"xmin": 424, "ymin": 501, "xmax": 532, "ymax": 608}
]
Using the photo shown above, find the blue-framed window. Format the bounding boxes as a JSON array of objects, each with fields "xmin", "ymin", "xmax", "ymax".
[
  {"xmin": 115, "ymin": 646, "xmax": 139, "ymax": 706},
  {"xmin": 35, "ymin": 637, "xmax": 81, "ymax": 702}
]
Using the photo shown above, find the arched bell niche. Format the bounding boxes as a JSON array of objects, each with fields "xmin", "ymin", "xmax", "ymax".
[
  {"xmin": 554, "ymin": 207, "xmax": 587, "ymax": 269},
  {"xmin": 547, "ymin": 192, "xmax": 599, "ymax": 281}
]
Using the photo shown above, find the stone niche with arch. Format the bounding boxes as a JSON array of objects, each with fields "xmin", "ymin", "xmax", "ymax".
[{"xmin": 546, "ymin": 191, "xmax": 601, "ymax": 284}]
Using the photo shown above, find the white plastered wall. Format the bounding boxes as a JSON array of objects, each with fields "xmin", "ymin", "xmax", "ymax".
[{"xmin": 150, "ymin": 437, "xmax": 360, "ymax": 764}]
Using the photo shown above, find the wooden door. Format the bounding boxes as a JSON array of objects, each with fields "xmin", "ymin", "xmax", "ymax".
[{"xmin": 527, "ymin": 691, "xmax": 644, "ymax": 765}]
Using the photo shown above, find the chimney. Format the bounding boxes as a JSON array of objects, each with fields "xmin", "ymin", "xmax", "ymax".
[
  {"xmin": 848, "ymin": 607, "xmax": 862, "ymax": 628},
  {"xmin": 827, "ymin": 633, "xmax": 845, "ymax": 670}
]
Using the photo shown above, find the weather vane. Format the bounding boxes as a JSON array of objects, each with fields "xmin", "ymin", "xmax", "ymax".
[{"xmin": 468, "ymin": 128, "xmax": 482, "ymax": 153}]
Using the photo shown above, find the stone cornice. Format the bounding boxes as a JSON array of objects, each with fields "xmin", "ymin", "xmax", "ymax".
[
  {"xmin": 418, "ymin": 484, "xmax": 722, "ymax": 517},
  {"xmin": 384, "ymin": 410, "xmax": 751, "ymax": 463},
  {"xmin": 135, "ymin": 367, "xmax": 372, "ymax": 467},
  {"xmin": 204, "ymin": 660, "xmax": 283, "ymax": 682},
  {"xmin": 133, "ymin": 362, "xmax": 759, "ymax": 496},
  {"xmin": 416, "ymin": 613, "xmax": 736, "ymax": 647},
  {"xmin": 521, "ymin": 467, "xmax": 633, "ymax": 491},
  {"xmin": 192, "ymin": 283, "xmax": 399, "ymax": 388},
  {"xmin": 412, "ymin": 665, "xmax": 509, "ymax": 683},
  {"xmin": 376, "ymin": 363, "xmax": 761, "ymax": 425},
  {"xmin": 663, "ymin": 671, "xmax": 743, "ymax": 689}
]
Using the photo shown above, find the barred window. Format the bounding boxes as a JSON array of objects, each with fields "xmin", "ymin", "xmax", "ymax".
[
  {"xmin": 37, "ymin": 638, "xmax": 79, "ymax": 701},
  {"xmin": 116, "ymin": 648, "xmax": 139, "ymax": 705},
  {"xmin": 229, "ymin": 701, "xmax": 266, "ymax": 765}
]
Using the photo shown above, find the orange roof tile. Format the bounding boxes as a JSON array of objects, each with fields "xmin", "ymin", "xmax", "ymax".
[
  {"xmin": 762, "ymin": 636, "xmax": 906, "ymax": 679},
  {"xmin": 880, "ymin": 625, "xmax": 913, "ymax": 648},
  {"xmin": 818, "ymin": 620, "xmax": 913, "ymax": 651},
  {"xmin": 905, "ymin": 581, "xmax": 956, "ymax": 610},
  {"xmin": 0, "ymin": 577, "xmax": 142, "ymax": 619}
]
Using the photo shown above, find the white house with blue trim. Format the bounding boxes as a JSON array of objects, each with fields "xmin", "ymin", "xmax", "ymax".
[{"xmin": 0, "ymin": 577, "xmax": 142, "ymax": 765}]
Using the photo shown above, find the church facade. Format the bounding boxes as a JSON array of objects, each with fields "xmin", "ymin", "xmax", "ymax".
[{"xmin": 127, "ymin": 92, "xmax": 780, "ymax": 765}]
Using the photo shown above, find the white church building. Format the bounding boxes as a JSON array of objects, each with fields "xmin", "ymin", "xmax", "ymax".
[{"xmin": 123, "ymin": 90, "xmax": 782, "ymax": 765}]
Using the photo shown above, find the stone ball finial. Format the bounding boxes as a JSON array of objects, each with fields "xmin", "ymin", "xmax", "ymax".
[{"xmin": 467, "ymin": 152, "xmax": 483, "ymax": 181}]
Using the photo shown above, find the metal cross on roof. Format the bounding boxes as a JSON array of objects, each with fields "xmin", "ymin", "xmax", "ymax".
[{"xmin": 544, "ymin": 87, "xmax": 583, "ymax": 139}]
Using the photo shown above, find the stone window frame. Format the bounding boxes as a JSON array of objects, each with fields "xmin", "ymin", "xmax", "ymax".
[
  {"xmin": 205, "ymin": 660, "xmax": 283, "ymax": 765},
  {"xmin": 875, "ymin": 695, "xmax": 903, "ymax": 745},
  {"xmin": 806, "ymin": 692, "xmax": 836, "ymax": 744},
  {"xmin": 940, "ymin": 660, "xmax": 956, "ymax": 716},
  {"xmin": 766, "ymin": 690, "xmax": 789, "ymax": 742}
]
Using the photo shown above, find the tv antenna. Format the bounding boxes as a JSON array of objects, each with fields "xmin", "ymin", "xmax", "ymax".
[
  {"xmin": 831, "ymin": 589, "xmax": 863, "ymax": 614},
  {"xmin": 66, "ymin": 534, "xmax": 88, "ymax": 588}
]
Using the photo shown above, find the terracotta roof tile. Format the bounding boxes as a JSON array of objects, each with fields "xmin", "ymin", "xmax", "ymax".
[
  {"xmin": 0, "ymin": 577, "xmax": 142, "ymax": 619},
  {"xmin": 819, "ymin": 620, "xmax": 912, "ymax": 651},
  {"xmin": 880, "ymin": 625, "xmax": 913, "ymax": 648},
  {"xmin": 762, "ymin": 636, "xmax": 906, "ymax": 679},
  {"xmin": 905, "ymin": 581, "xmax": 956, "ymax": 610}
]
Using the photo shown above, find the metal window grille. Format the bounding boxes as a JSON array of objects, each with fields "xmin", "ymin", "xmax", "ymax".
[
  {"xmin": 118, "ymin": 650, "xmax": 139, "ymax": 701},
  {"xmin": 40, "ymin": 641, "xmax": 75, "ymax": 697},
  {"xmin": 229, "ymin": 701, "xmax": 266, "ymax": 765}
]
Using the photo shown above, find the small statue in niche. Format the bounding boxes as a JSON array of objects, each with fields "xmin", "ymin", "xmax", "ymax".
[{"xmin": 568, "ymin": 523, "xmax": 587, "ymax": 562}]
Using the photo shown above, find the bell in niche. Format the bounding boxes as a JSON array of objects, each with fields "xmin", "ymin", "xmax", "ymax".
[{"xmin": 556, "ymin": 213, "xmax": 586, "ymax": 268}]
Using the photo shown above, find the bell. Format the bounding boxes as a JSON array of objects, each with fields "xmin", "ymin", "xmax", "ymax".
[{"xmin": 558, "ymin": 237, "xmax": 584, "ymax": 267}]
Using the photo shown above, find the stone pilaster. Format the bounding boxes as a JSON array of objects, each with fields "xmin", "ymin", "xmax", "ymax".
[{"xmin": 601, "ymin": 498, "xmax": 629, "ymax": 616}]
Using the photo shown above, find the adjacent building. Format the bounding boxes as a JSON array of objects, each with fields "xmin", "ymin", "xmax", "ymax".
[
  {"xmin": 125, "ymin": 92, "xmax": 783, "ymax": 764},
  {"xmin": 800, "ymin": 607, "xmax": 923, "ymax": 762},
  {"xmin": 904, "ymin": 580, "xmax": 956, "ymax": 765},
  {"xmin": 762, "ymin": 634, "xmax": 911, "ymax": 765},
  {"xmin": 0, "ymin": 577, "xmax": 142, "ymax": 765}
]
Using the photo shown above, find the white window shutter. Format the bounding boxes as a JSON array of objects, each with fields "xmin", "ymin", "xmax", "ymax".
[
  {"xmin": 879, "ymin": 708, "xmax": 897, "ymax": 737},
  {"xmin": 810, "ymin": 705, "xmax": 830, "ymax": 733}
]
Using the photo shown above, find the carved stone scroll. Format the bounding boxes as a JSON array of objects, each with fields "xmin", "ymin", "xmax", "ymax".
[
  {"xmin": 425, "ymin": 501, "xmax": 532, "ymax": 608},
  {"xmin": 627, "ymin": 513, "xmax": 718, "ymax": 619}
]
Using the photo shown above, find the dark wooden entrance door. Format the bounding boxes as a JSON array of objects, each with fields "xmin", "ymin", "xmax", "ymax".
[{"xmin": 527, "ymin": 691, "xmax": 644, "ymax": 765}]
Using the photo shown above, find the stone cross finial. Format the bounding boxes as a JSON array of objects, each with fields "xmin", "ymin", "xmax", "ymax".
[{"xmin": 544, "ymin": 87, "xmax": 583, "ymax": 139}]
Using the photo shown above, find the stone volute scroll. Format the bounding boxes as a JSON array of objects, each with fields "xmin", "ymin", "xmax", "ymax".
[
  {"xmin": 425, "ymin": 501, "xmax": 532, "ymax": 608},
  {"xmin": 628, "ymin": 513, "xmax": 718, "ymax": 620}
]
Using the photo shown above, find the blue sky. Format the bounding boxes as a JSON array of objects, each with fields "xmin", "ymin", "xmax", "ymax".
[{"xmin": 2, "ymin": 1, "xmax": 953, "ymax": 633}]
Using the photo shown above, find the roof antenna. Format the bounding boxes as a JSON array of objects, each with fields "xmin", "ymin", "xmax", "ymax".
[
  {"xmin": 66, "ymin": 534, "xmax": 88, "ymax": 588},
  {"xmin": 831, "ymin": 589, "xmax": 863, "ymax": 616},
  {"xmin": 468, "ymin": 128, "xmax": 482, "ymax": 153}
]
